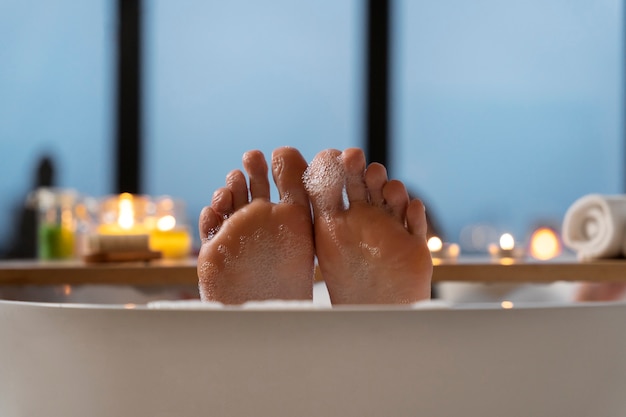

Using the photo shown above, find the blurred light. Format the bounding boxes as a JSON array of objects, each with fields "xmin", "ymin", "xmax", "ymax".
[
  {"xmin": 156, "ymin": 214, "xmax": 176, "ymax": 231},
  {"xmin": 447, "ymin": 243, "xmax": 461, "ymax": 258},
  {"xmin": 529, "ymin": 227, "xmax": 562, "ymax": 260},
  {"xmin": 427, "ymin": 236, "xmax": 443, "ymax": 252},
  {"xmin": 118, "ymin": 193, "xmax": 135, "ymax": 229},
  {"xmin": 499, "ymin": 233, "xmax": 515, "ymax": 250},
  {"xmin": 160, "ymin": 197, "xmax": 175, "ymax": 211},
  {"xmin": 459, "ymin": 224, "xmax": 498, "ymax": 252},
  {"xmin": 501, "ymin": 300, "xmax": 514, "ymax": 309}
]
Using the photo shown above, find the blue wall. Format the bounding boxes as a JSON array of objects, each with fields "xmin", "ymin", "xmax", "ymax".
[{"xmin": 0, "ymin": 0, "xmax": 114, "ymax": 254}]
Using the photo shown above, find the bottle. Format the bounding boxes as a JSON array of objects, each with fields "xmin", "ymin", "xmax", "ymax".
[{"xmin": 36, "ymin": 188, "xmax": 77, "ymax": 260}]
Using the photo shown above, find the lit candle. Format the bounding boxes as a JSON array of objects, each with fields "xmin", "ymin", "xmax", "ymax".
[
  {"xmin": 428, "ymin": 236, "xmax": 460, "ymax": 263},
  {"xmin": 488, "ymin": 233, "xmax": 525, "ymax": 262},
  {"xmin": 529, "ymin": 227, "xmax": 562, "ymax": 260},
  {"xmin": 148, "ymin": 197, "xmax": 192, "ymax": 259},
  {"xmin": 97, "ymin": 193, "xmax": 149, "ymax": 235},
  {"xmin": 88, "ymin": 193, "xmax": 152, "ymax": 257},
  {"xmin": 150, "ymin": 215, "xmax": 192, "ymax": 259}
]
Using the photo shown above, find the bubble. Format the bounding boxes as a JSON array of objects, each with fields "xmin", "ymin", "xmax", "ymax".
[
  {"xmin": 198, "ymin": 261, "xmax": 219, "ymax": 300},
  {"xmin": 202, "ymin": 226, "xmax": 220, "ymax": 243},
  {"xmin": 198, "ymin": 261, "xmax": 217, "ymax": 277},
  {"xmin": 205, "ymin": 222, "xmax": 313, "ymax": 301},
  {"xmin": 280, "ymin": 191, "xmax": 293, "ymax": 204},
  {"xmin": 359, "ymin": 242, "xmax": 381, "ymax": 258}
]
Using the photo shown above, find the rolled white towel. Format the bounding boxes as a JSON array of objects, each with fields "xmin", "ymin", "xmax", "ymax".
[{"xmin": 562, "ymin": 194, "xmax": 626, "ymax": 260}]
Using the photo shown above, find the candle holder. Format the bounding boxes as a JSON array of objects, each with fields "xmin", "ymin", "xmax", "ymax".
[
  {"xmin": 84, "ymin": 193, "xmax": 160, "ymax": 263},
  {"xmin": 149, "ymin": 196, "xmax": 192, "ymax": 259},
  {"xmin": 97, "ymin": 193, "xmax": 151, "ymax": 235},
  {"xmin": 488, "ymin": 233, "xmax": 525, "ymax": 264},
  {"xmin": 84, "ymin": 194, "xmax": 192, "ymax": 262},
  {"xmin": 428, "ymin": 237, "xmax": 460, "ymax": 263}
]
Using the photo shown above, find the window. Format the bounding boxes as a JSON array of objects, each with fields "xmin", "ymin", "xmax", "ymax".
[
  {"xmin": 144, "ymin": 0, "xmax": 363, "ymax": 241},
  {"xmin": 393, "ymin": 0, "xmax": 623, "ymax": 248}
]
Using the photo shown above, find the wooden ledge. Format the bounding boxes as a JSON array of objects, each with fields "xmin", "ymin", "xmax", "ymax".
[
  {"xmin": 1, "ymin": 256, "xmax": 626, "ymax": 286},
  {"xmin": 432, "ymin": 256, "xmax": 626, "ymax": 283},
  {"xmin": 0, "ymin": 258, "xmax": 198, "ymax": 286}
]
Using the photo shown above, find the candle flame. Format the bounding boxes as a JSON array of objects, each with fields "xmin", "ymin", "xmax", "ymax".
[
  {"xmin": 499, "ymin": 233, "xmax": 515, "ymax": 250},
  {"xmin": 117, "ymin": 193, "xmax": 135, "ymax": 230},
  {"xmin": 427, "ymin": 236, "xmax": 443, "ymax": 252},
  {"xmin": 157, "ymin": 215, "xmax": 177, "ymax": 231},
  {"xmin": 529, "ymin": 227, "xmax": 561, "ymax": 260}
]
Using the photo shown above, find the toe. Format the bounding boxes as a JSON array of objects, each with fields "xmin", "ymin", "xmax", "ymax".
[
  {"xmin": 271, "ymin": 147, "xmax": 310, "ymax": 207},
  {"xmin": 198, "ymin": 205, "xmax": 222, "ymax": 241},
  {"xmin": 342, "ymin": 148, "xmax": 367, "ymax": 203},
  {"xmin": 211, "ymin": 187, "xmax": 234, "ymax": 218},
  {"xmin": 304, "ymin": 149, "xmax": 345, "ymax": 216},
  {"xmin": 382, "ymin": 180, "xmax": 409, "ymax": 221},
  {"xmin": 364, "ymin": 162, "xmax": 388, "ymax": 207},
  {"xmin": 243, "ymin": 150, "xmax": 270, "ymax": 201},
  {"xmin": 406, "ymin": 199, "xmax": 428, "ymax": 238},
  {"xmin": 226, "ymin": 169, "xmax": 249, "ymax": 209}
]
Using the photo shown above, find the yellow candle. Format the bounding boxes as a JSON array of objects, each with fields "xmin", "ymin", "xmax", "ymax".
[{"xmin": 150, "ymin": 227, "xmax": 192, "ymax": 259}]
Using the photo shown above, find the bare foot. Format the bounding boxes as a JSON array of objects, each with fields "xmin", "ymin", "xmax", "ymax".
[
  {"xmin": 304, "ymin": 148, "xmax": 432, "ymax": 304},
  {"xmin": 197, "ymin": 147, "xmax": 315, "ymax": 304}
]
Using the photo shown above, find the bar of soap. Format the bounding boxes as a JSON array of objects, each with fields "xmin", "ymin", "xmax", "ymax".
[{"xmin": 88, "ymin": 234, "xmax": 150, "ymax": 253}]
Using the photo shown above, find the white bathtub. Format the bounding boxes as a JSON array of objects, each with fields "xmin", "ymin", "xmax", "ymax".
[{"xmin": 1, "ymin": 297, "xmax": 625, "ymax": 417}]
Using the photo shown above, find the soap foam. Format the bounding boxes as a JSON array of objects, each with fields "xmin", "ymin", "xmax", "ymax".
[
  {"xmin": 198, "ymin": 261, "xmax": 219, "ymax": 300},
  {"xmin": 147, "ymin": 299, "xmax": 330, "ymax": 310},
  {"xmin": 148, "ymin": 300, "xmax": 225, "ymax": 309},
  {"xmin": 213, "ymin": 224, "xmax": 313, "ymax": 300},
  {"xmin": 280, "ymin": 190, "xmax": 293, "ymax": 204},
  {"xmin": 241, "ymin": 300, "xmax": 318, "ymax": 309},
  {"xmin": 202, "ymin": 226, "xmax": 220, "ymax": 243}
]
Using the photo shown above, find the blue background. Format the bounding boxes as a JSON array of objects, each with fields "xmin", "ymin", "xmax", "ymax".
[{"xmin": 0, "ymin": 0, "xmax": 622, "ymax": 254}]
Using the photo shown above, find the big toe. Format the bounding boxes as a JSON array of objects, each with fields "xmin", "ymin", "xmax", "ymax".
[
  {"xmin": 304, "ymin": 149, "xmax": 345, "ymax": 216},
  {"xmin": 271, "ymin": 147, "xmax": 309, "ymax": 207}
]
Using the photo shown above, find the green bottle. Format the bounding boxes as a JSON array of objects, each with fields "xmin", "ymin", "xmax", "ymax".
[{"xmin": 36, "ymin": 188, "xmax": 77, "ymax": 260}]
